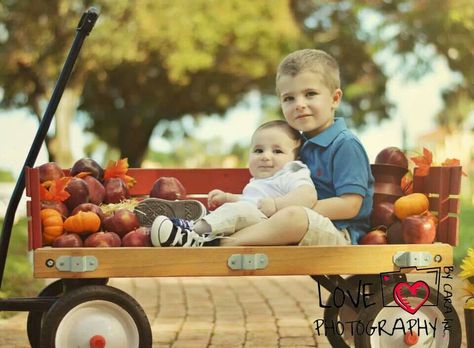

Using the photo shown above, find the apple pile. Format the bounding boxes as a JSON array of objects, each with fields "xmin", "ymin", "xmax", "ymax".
[
  {"xmin": 38, "ymin": 158, "xmax": 151, "ymax": 248},
  {"xmin": 361, "ymin": 147, "xmax": 437, "ymax": 245}
]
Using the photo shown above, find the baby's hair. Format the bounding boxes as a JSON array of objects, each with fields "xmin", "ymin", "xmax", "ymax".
[
  {"xmin": 253, "ymin": 120, "xmax": 302, "ymax": 158},
  {"xmin": 276, "ymin": 49, "xmax": 340, "ymax": 92}
]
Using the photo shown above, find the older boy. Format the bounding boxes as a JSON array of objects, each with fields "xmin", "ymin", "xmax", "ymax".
[{"xmin": 219, "ymin": 49, "xmax": 374, "ymax": 246}]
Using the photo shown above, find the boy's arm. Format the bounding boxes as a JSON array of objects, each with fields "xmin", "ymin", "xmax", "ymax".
[
  {"xmin": 312, "ymin": 193, "xmax": 362, "ymax": 220},
  {"xmin": 258, "ymin": 184, "xmax": 317, "ymax": 217}
]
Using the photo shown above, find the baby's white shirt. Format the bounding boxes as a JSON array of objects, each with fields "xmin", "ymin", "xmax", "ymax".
[{"xmin": 240, "ymin": 160, "xmax": 315, "ymax": 205}]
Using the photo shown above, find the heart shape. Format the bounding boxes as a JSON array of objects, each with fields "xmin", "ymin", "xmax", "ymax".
[{"xmin": 393, "ymin": 281, "xmax": 430, "ymax": 314}]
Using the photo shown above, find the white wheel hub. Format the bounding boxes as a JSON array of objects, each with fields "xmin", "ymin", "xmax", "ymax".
[{"xmin": 55, "ymin": 300, "xmax": 139, "ymax": 348}]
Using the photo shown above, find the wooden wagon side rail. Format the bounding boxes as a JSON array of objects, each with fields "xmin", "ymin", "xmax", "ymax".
[{"xmin": 33, "ymin": 244, "xmax": 453, "ymax": 278}]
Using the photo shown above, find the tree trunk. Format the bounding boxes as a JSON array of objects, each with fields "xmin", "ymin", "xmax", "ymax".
[{"xmin": 48, "ymin": 88, "xmax": 81, "ymax": 167}]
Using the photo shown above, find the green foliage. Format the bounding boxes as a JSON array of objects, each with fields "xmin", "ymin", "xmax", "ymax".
[
  {"xmin": 454, "ymin": 199, "xmax": 474, "ymax": 267},
  {"xmin": 0, "ymin": 169, "xmax": 14, "ymax": 182},
  {"xmin": 0, "ymin": 218, "xmax": 43, "ymax": 319},
  {"xmin": 0, "ymin": 0, "xmax": 472, "ymax": 166}
]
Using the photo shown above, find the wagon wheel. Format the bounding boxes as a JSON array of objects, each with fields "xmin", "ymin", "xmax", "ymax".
[
  {"xmin": 26, "ymin": 278, "xmax": 109, "ymax": 348},
  {"xmin": 354, "ymin": 285, "xmax": 461, "ymax": 348},
  {"xmin": 322, "ymin": 275, "xmax": 380, "ymax": 348},
  {"xmin": 27, "ymin": 279, "xmax": 64, "ymax": 348},
  {"xmin": 39, "ymin": 285, "xmax": 152, "ymax": 348}
]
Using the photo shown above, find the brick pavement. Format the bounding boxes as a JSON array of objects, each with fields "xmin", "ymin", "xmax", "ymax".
[{"xmin": 0, "ymin": 275, "xmax": 469, "ymax": 347}]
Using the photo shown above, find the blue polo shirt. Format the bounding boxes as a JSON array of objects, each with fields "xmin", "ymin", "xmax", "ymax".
[{"xmin": 300, "ymin": 118, "xmax": 374, "ymax": 244}]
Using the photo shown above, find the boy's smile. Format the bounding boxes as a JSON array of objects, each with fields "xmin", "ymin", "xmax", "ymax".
[{"xmin": 277, "ymin": 71, "xmax": 342, "ymax": 138}]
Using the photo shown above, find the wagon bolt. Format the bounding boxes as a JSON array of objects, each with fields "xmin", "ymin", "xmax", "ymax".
[
  {"xmin": 89, "ymin": 334, "xmax": 106, "ymax": 348},
  {"xmin": 45, "ymin": 259, "xmax": 55, "ymax": 267},
  {"xmin": 404, "ymin": 331, "xmax": 419, "ymax": 346}
]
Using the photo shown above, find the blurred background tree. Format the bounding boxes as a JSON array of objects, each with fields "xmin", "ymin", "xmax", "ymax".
[{"xmin": 0, "ymin": 0, "xmax": 472, "ymax": 167}]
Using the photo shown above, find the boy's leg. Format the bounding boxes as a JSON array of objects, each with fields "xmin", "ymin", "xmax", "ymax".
[
  {"xmin": 220, "ymin": 206, "xmax": 309, "ymax": 246},
  {"xmin": 298, "ymin": 207, "xmax": 351, "ymax": 246},
  {"xmin": 202, "ymin": 201, "xmax": 266, "ymax": 236}
]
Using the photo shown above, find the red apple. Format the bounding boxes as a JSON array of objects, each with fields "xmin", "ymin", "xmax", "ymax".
[
  {"xmin": 41, "ymin": 200, "xmax": 69, "ymax": 218},
  {"xmin": 38, "ymin": 162, "xmax": 64, "ymax": 183},
  {"xmin": 84, "ymin": 231, "xmax": 121, "ymax": 247},
  {"xmin": 402, "ymin": 215, "xmax": 436, "ymax": 244},
  {"xmin": 375, "ymin": 147, "xmax": 408, "ymax": 169},
  {"xmin": 104, "ymin": 178, "xmax": 130, "ymax": 204},
  {"xmin": 82, "ymin": 175, "xmax": 105, "ymax": 205},
  {"xmin": 122, "ymin": 227, "xmax": 152, "ymax": 247},
  {"xmin": 102, "ymin": 209, "xmax": 139, "ymax": 237},
  {"xmin": 52, "ymin": 233, "xmax": 83, "ymax": 247},
  {"xmin": 370, "ymin": 202, "xmax": 397, "ymax": 228},
  {"xmin": 359, "ymin": 230, "xmax": 388, "ymax": 245},
  {"xmin": 70, "ymin": 158, "xmax": 104, "ymax": 181},
  {"xmin": 72, "ymin": 203, "xmax": 105, "ymax": 222},
  {"xmin": 150, "ymin": 177, "xmax": 186, "ymax": 200},
  {"xmin": 386, "ymin": 221, "xmax": 404, "ymax": 244},
  {"xmin": 64, "ymin": 177, "xmax": 90, "ymax": 211}
]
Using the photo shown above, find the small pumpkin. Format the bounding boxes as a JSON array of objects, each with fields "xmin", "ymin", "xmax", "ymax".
[
  {"xmin": 41, "ymin": 208, "xmax": 64, "ymax": 245},
  {"xmin": 394, "ymin": 193, "xmax": 429, "ymax": 220},
  {"xmin": 64, "ymin": 211, "xmax": 101, "ymax": 234}
]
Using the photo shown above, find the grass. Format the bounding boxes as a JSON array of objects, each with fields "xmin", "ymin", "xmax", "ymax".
[
  {"xmin": 454, "ymin": 198, "xmax": 474, "ymax": 267},
  {"xmin": 0, "ymin": 217, "xmax": 43, "ymax": 319}
]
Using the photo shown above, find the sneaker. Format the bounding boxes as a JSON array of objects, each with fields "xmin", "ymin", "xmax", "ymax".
[
  {"xmin": 150, "ymin": 215, "xmax": 218, "ymax": 247},
  {"xmin": 134, "ymin": 198, "xmax": 207, "ymax": 227}
]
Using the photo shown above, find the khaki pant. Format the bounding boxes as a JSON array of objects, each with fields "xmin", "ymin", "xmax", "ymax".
[{"xmin": 298, "ymin": 207, "xmax": 351, "ymax": 246}]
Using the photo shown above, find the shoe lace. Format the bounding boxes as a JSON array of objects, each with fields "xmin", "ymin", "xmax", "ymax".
[
  {"xmin": 170, "ymin": 217, "xmax": 194, "ymax": 230},
  {"xmin": 172, "ymin": 229, "xmax": 219, "ymax": 247}
]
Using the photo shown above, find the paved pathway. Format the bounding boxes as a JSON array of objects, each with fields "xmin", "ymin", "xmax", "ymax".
[{"xmin": 0, "ymin": 275, "xmax": 469, "ymax": 347}]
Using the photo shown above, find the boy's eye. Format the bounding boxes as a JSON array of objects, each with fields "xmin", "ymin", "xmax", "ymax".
[
  {"xmin": 282, "ymin": 96, "xmax": 294, "ymax": 102},
  {"xmin": 306, "ymin": 91, "xmax": 318, "ymax": 97},
  {"xmin": 273, "ymin": 149, "xmax": 284, "ymax": 154},
  {"xmin": 253, "ymin": 149, "xmax": 263, "ymax": 153}
]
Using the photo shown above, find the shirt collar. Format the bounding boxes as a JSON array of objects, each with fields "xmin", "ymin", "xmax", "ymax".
[{"xmin": 303, "ymin": 117, "xmax": 347, "ymax": 147}]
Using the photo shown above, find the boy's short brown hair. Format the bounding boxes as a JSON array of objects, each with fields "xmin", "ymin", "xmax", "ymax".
[
  {"xmin": 253, "ymin": 120, "xmax": 302, "ymax": 158},
  {"xmin": 276, "ymin": 49, "xmax": 340, "ymax": 92}
]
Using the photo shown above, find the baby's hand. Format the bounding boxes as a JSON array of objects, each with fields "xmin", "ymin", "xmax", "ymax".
[
  {"xmin": 257, "ymin": 198, "xmax": 277, "ymax": 217},
  {"xmin": 208, "ymin": 189, "xmax": 227, "ymax": 210}
]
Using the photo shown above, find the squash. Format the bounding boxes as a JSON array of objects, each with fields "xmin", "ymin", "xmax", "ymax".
[
  {"xmin": 64, "ymin": 211, "xmax": 101, "ymax": 234},
  {"xmin": 41, "ymin": 208, "xmax": 64, "ymax": 245},
  {"xmin": 394, "ymin": 193, "xmax": 429, "ymax": 220}
]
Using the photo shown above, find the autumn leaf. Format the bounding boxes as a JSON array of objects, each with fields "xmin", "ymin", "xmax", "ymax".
[
  {"xmin": 40, "ymin": 177, "xmax": 72, "ymax": 201},
  {"xmin": 74, "ymin": 171, "xmax": 92, "ymax": 178},
  {"xmin": 410, "ymin": 147, "xmax": 433, "ymax": 176},
  {"xmin": 442, "ymin": 158, "xmax": 468, "ymax": 176},
  {"xmin": 104, "ymin": 158, "xmax": 137, "ymax": 188}
]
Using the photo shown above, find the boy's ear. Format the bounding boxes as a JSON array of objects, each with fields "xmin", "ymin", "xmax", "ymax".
[{"xmin": 332, "ymin": 89, "xmax": 343, "ymax": 109}]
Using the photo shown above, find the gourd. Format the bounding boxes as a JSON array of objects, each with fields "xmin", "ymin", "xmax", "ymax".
[
  {"xmin": 64, "ymin": 211, "xmax": 101, "ymax": 234},
  {"xmin": 41, "ymin": 208, "xmax": 64, "ymax": 245},
  {"xmin": 394, "ymin": 193, "xmax": 429, "ymax": 220}
]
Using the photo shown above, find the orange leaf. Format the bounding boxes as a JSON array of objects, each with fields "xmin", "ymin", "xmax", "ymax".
[
  {"xmin": 410, "ymin": 147, "xmax": 433, "ymax": 177},
  {"xmin": 104, "ymin": 158, "xmax": 137, "ymax": 188},
  {"xmin": 75, "ymin": 171, "xmax": 92, "ymax": 178},
  {"xmin": 401, "ymin": 172, "xmax": 413, "ymax": 195},
  {"xmin": 40, "ymin": 177, "xmax": 72, "ymax": 202},
  {"xmin": 442, "ymin": 158, "xmax": 468, "ymax": 176}
]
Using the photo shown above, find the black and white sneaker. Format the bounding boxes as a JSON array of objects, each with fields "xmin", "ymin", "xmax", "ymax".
[
  {"xmin": 150, "ymin": 215, "xmax": 219, "ymax": 247},
  {"xmin": 134, "ymin": 198, "xmax": 207, "ymax": 228}
]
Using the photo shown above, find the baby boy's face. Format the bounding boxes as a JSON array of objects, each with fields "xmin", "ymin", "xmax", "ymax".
[{"xmin": 248, "ymin": 127, "xmax": 298, "ymax": 179}]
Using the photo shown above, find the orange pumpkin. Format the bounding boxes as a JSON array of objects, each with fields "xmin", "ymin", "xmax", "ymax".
[
  {"xmin": 394, "ymin": 193, "xmax": 429, "ymax": 220},
  {"xmin": 64, "ymin": 211, "xmax": 101, "ymax": 234},
  {"xmin": 40, "ymin": 208, "xmax": 64, "ymax": 245}
]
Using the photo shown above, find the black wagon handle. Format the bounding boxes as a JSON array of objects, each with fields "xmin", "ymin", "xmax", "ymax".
[{"xmin": 0, "ymin": 7, "xmax": 100, "ymax": 287}]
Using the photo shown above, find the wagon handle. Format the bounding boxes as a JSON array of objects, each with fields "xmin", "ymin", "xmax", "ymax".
[{"xmin": 0, "ymin": 8, "xmax": 100, "ymax": 288}]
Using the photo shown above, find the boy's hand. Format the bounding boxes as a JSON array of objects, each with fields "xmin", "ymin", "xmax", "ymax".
[
  {"xmin": 258, "ymin": 197, "xmax": 277, "ymax": 217},
  {"xmin": 208, "ymin": 189, "xmax": 227, "ymax": 210}
]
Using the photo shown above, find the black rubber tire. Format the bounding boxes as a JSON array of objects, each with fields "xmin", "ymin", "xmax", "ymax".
[
  {"xmin": 39, "ymin": 285, "xmax": 152, "ymax": 348},
  {"xmin": 26, "ymin": 278, "xmax": 109, "ymax": 348},
  {"xmin": 26, "ymin": 280, "xmax": 64, "ymax": 348},
  {"xmin": 354, "ymin": 285, "xmax": 462, "ymax": 348}
]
